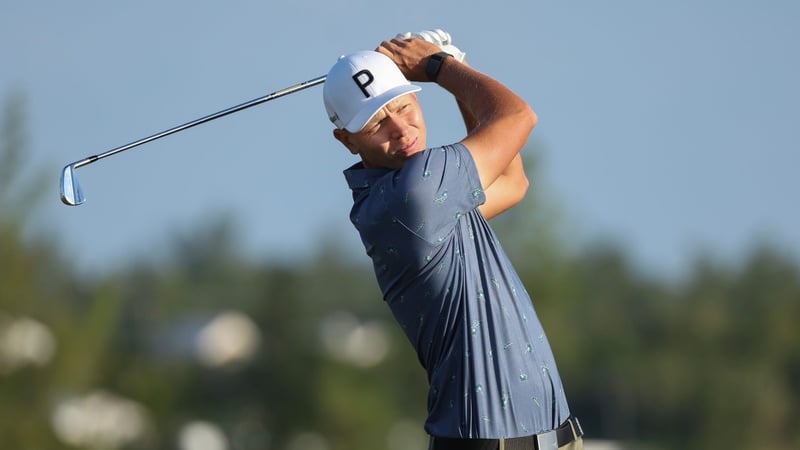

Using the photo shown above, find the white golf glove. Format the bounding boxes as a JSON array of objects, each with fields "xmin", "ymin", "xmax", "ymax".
[{"xmin": 396, "ymin": 28, "xmax": 466, "ymax": 62}]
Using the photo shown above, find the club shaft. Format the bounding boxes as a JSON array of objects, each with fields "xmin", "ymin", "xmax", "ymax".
[{"xmin": 71, "ymin": 75, "xmax": 327, "ymax": 169}]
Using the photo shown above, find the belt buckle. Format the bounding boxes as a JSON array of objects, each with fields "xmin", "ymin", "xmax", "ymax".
[
  {"xmin": 535, "ymin": 430, "xmax": 558, "ymax": 450},
  {"xmin": 571, "ymin": 416, "xmax": 584, "ymax": 437}
]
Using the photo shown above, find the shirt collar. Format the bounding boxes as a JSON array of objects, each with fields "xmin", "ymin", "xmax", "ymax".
[{"xmin": 343, "ymin": 162, "xmax": 392, "ymax": 192}]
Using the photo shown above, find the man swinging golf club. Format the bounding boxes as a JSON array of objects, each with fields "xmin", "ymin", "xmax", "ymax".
[{"xmin": 324, "ymin": 31, "xmax": 584, "ymax": 450}]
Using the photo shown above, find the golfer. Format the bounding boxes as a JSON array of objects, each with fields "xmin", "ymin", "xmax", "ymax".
[{"xmin": 324, "ymin": 35, "xmax": 583, "ymax": 450}]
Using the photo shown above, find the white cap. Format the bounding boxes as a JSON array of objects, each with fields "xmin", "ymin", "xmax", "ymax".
[{"xmin": 323, "ymin": 51, "xmax": 421, "ymax": 133}]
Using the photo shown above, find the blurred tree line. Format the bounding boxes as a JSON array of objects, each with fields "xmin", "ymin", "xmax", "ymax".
[{"xmin": 1, "ymin": 94, "xmax": 799, "ymax": 450}]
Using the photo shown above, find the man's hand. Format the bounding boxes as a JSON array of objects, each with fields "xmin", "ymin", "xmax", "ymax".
[
  {"xmin": 376, "ymin": 38, "xmax": 443, "ymax": 83},
  {"xmin": 395, "ymin": 29, "xmax": 466, "ymax": 62}
]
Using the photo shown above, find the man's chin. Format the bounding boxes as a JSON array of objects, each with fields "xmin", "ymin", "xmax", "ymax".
[{"xmin": 399, "ymin": 146, "xmax": 425, "ymax": 160}]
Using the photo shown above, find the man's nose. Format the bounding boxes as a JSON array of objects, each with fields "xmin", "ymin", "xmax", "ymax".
[{"xmin": 386, "ymin": 115, "xmax": 408, "ymax": 138}]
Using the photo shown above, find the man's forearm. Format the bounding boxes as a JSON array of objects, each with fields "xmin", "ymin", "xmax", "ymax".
[
  {"xmin": 457, "ymin": 98, "xmax": 479, "ymax": 134},
  {"xmin": 438, "ymin": 60, "xmax": 531, "ymax": 132},
  {"xmin": 436, "ymin": 57, "xmax": 536, "ymax": 190},
  {"xmin": 451, "ymin": 67, "xmax": 529, "ymax": 219},
  {"xmin": 454, "ymin": 60, "xmax": 479, "ymax": 133},
  {"xmin": 452, "ymin": 66, "xmax": 527, "ymax": 219},
  {"xmin": 478, "ymin": 154, "xmax": 528, "ymax": 220}
]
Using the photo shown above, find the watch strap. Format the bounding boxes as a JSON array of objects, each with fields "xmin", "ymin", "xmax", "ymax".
[{"xmin": 425, "ymin": 52, "xmax": 452, "ymax": 83}]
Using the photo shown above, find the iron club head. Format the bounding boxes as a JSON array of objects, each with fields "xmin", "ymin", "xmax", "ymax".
[{"xmin": 60, "ymin": 164, "xmax": 86, "ymax": 206}]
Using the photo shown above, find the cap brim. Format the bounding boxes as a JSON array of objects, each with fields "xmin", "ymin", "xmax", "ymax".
[{"xmin": 343, "ymin": 84, "xmax": 422, "ymax": 133}]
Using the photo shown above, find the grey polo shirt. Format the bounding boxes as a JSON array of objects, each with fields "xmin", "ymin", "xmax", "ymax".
[{"xmin": 344, "ymin": 143, "xmax": 570, "ymax": 439}]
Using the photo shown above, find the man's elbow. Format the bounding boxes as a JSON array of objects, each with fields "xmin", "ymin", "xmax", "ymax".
[
  {"xmin": 505, "ymin": 172, "xmax": 529, "ymax": 209},
  {"xmin": 516, "ymin": 173, "xmax": 530, "ymax": 203},
  {"xmin": 524, "ymin": 104, "xmax": 538, "ymax": 132}
]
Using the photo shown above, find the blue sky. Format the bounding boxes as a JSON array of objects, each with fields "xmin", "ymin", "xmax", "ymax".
[{"xmin": 3, "ymin": 0, "xmax": 798, "ymax": 279}]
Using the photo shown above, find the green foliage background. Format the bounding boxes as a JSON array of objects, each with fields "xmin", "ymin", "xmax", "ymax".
[{"xmin": 1, "ymin": 94, "xmax": 798, "ymax": 449}]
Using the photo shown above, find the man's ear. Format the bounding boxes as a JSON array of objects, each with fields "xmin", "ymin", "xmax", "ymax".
[{"xmin": 333, "ymin": 128, "xmax": 360, "ymax": 155}]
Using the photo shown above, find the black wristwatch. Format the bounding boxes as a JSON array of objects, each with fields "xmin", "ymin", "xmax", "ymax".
[{"xmin": 425, "ymin": 52, "xmax": 452, "ymax": 83}]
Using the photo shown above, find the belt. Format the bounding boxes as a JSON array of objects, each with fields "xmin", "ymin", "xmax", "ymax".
[
  {"xmin": 501, "ymin": 416, "xmax": 583, "ymax": 450},
  {"xmin": 431, "ymin": 416, "xmax": 583, "ymax": 450}
]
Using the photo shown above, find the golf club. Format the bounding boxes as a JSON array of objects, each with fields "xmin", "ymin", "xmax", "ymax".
[{"xmin": 60, "ymin": 74, "xmax": 327, "ymax": 206}]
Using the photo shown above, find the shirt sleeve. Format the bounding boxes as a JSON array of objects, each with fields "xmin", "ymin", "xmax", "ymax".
[{"xmin": 380, "ymin": 143, "xmax": 485, "ymax": 244}]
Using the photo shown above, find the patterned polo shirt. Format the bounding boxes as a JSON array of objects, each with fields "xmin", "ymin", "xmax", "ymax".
[{"xmin": 344, "ymin": 143, "xmax": 570, "ymax": 439}]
